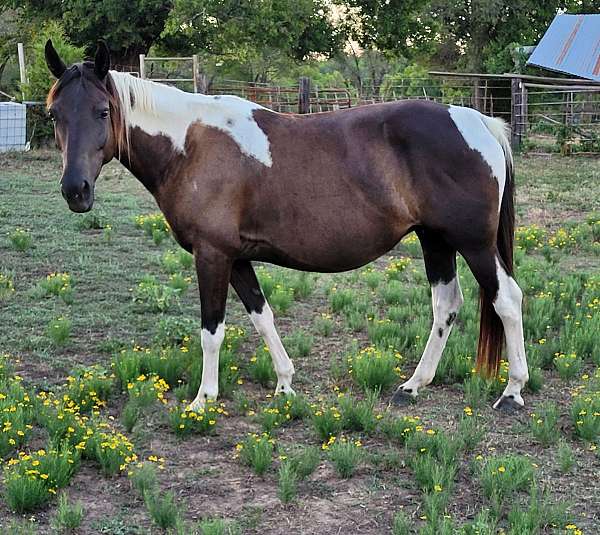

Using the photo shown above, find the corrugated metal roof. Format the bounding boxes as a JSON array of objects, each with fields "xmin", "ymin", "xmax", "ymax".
[{"xmin": 527, "ymin": 14, "xmax": 600, "ymax": 82}]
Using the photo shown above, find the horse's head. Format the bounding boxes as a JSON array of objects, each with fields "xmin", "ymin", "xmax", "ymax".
[{"xmin": 45, "ymin": 40, "xmax": 119, "ymax": 212}]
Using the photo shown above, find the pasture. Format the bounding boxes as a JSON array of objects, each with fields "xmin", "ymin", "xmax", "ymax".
[{"xmin": 0, "ymin": 150, "xmax": 599, "ymax": 534}]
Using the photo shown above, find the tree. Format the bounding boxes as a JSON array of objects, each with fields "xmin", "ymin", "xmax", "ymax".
[
  {"xmin": 162, "ymin": 0, "xmax": 342, "ymax": 82},
  {"xmin": 1, "ymin": 0, "xmax": 172, "ymax": 66}
]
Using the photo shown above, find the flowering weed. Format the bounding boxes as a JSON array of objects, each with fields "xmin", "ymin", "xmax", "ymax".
[
  {"xmin": 236, "ymin": 433, "xmax": 274, "ymax": 475},
  {"xmin": 39, "ymin": 272, "xmax": 73, "ymax": 304},
  {"xmin": 169, "ymin": 401, "xmax": 224, "ymax": 437},
  {"xmin": 326, "ymin": 437, "xmax": 364, "ymax": 478},
  {"xmin": 8, "ymin": 228, "xmax": 33, "ymax": 252},
  {"xmin": 529, "ymin": 402, "xmax": 560, "ymax": 446},
  {"xmin": 346, "ymin": 345, "xmax": 402, "ymax": 393}
]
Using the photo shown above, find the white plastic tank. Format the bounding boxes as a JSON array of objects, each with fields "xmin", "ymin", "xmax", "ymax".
[{"xmin": 0, "ymin": 102, "xmax": 28, "ymax": 152}]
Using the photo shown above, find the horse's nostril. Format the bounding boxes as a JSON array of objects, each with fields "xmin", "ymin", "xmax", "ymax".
[{"xmin": 81, "ymin": 180, "xmax": 90, "ymax": 194}]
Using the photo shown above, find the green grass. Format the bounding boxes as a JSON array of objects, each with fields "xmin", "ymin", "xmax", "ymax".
[{"xmin": 0, "ymin": 151, "xmax": 599, "ymax": 532}]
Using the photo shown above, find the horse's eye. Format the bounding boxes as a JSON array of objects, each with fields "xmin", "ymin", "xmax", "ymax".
[
  {"xmin": 100, "ymin": 109, "xmax": 109, "ymax": 119},
  {"xmin": 48, "ymin": 111, "xmax": 55, "ymax": 122}
]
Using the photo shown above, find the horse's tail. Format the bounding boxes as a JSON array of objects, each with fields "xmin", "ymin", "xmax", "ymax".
[{"xmin": 476, "ymin": 115, "xmax": 514, "ymax": 377}]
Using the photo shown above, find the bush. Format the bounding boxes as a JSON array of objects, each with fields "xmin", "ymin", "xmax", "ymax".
[{"xmin": 22, "ymin": 22, "xmax": 84, "ymax": 143}]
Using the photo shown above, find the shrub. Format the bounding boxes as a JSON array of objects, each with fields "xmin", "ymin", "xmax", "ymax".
[
  {"xmin": 46, "ymin": 317, "xmax": 72, "ymax": 346},
  {"xmin": 248, "ymin": 346, "xmax": 276, "ymax": 387},
  {"xmin": 0, "ymin": 272, "xmax": 15, "ymax": 300},
  {"xmin": 338, "ymin": 390, "xmax": 380, "ymax": 435},
  {"xmin": 314, "ymin": 313, "xmax": 334, "ymax": 336},
  {"xmin": 133, "ymin": 275, "xmax": 181, "ymax": 312},
  {"xmin": 477, "ymin": 454, "xmax": 535, "ymax": 514},
  {"xmin": 310, "ymin": 402, "xmax": 343, "ymax": 441},
  {"xmin": 39, "ymin": 272, "xmax": 73, "ymax": 304},
  {"xmin": 3, "ymin": 444, "xmax": 80, "ymax": 512},
  {"xmin": 85, "ymin": 426, "xmax": 137, "ymax": 476},
  {"xmin": 134, "ymin": 213, "xmax": 170, "ymax": 244},
  {"xmin": 277, "ymin": 461, "xmax": 298, "ymax": 503},
  {"xmin": 236, "ymin": 433, "xmax": 274, "ymax": 475},
  {"xmin": 52, "ymin": 492, "xmax": 85, "ymax": 532},
  {"xmin": 287, "ymin": 446, "xmax": 320, "ymax": 479},
  {"xmin": 553, "ymin": 352, "xmax": 583, "ymax": 380},
  {"xmin": 256, "ymin": 394, "xmax": 309, "ymax": 433},
  {"xmin": 169, "ymin": 401, "xmax": 224, "ymax": 437},
  {"xmin": 65, "ymin": 365, "xmax": 113, "ymax": 412},
  {"xmin": 129, "ymin": 462, "xmax": 158, "ymax": 496},
  {"xmin": 144, "ymin": 491, "xmax": 181, "ymax": 530},
  {"xmin": 529, "ymin": 402, "xmax": 560, "ymax": 446},
  {"xmin": 326, "ymin": 437, "xmax": 364, "ymax": 478},
  {"xmin": 346, "ymin": 346, "xmax": 402, "ymax": 393},
  {"xmin": 283, "ymin": 330, "xmax": 313, "ymax": 358},
  {"xmin": 8, "ymin": 228, "xmax": 33, "ymax": 252}
]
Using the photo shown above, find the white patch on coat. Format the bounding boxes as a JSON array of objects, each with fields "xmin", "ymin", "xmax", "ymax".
[
  {"xmin": 189, "ymin": 323, "xmax": 225, "ymax": 410},
  {"xmin": 110, "ymin": 71, "xmax": 272, "ymax": 166},
  {"xmin": 448, "ymin": 105, "xmax": 511, "ymax": 211},
  {"xmin": 250, "ymin": 303, "xmax": 295, "ymax": 395},
  {"xmin": 492, "ymin": 257, "xmax": 528, "ymax": 407},
  {"xmin": 400, "ymin": 276, "xmax": 463, "ymax": 396}
]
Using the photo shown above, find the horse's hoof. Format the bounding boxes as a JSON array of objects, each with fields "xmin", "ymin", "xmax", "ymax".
[
  {"xmin": 493, "ymin": 395, "xmax": 523, "ymax": 413},
  {"xmin": 390, "ymin": 388, "xmax": 416, "ymax": 407}
]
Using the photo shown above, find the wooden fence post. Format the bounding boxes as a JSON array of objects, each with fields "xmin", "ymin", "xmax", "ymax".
[
  {"xmin": 192, "ymin": 54, "xmax": 199, "ymax": 93},
  {"xmin": 298, "ymin": 77, "xmax": 311, "ymax": 114},
  {"xmin": 511, "ymin": 77, "xmax": 524, "ymax": 150},
  {"xmin": 17, "ymin": 43, "xmax": 27, "ymax": 99},
  {"xmin": 139, "ymin": 54, "xmax": 146, "ymax": 79}
]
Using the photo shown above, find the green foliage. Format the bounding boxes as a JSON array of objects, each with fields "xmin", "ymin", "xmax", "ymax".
[
  {"xmin": 144, "ymin": 491, "xmax": 182, "ymax": 530},
  {"xmin": 277, "ymin": 461, "xmax": 298, "ymax": 503},
  {"xmin": 52, "ymin": 492, "xmax": 85, "ymax": 532},
  {"xmin": 46, "ymin": 316, "xmax": 71, "ymax": 346},
  {"xmin": 8, "ymin": 228, "xmax": 33, "ymax": 251},
  {"xmin": 129, "ymin": 462, "xmax": 159, "ymax": 496},
  {"xmin": 529, "ymin": 402, "xmax": 560, "ymax": 446},
  {"xmin": 346, "ymin": 345, "xmax": 402, "ymax": 393},
  {"xmin": 477, "ymin": 454, "xmax": 535, "ymax": 514},
  {"xmin": 287, "ymin": 446, "xmax": 320, "ymax": 480},
  {"xmin": 248, "ymin": 346, "xmax": 277, "ymax": 387},
  {"xmin": 327, "ymin": 437, "xmax": 364, "ymax": 478},
  {"xmin": 23, "ymin": 21, "xmax": 84, "ymax": 101},
  {"xmin": 236, "ymin": 433, "xmax": 274, "ymax": 476}
]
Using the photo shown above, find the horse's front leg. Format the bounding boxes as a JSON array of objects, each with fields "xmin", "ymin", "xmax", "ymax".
[
  {"xmin": 230, "ymin": 260, "xmax": 295, "ymax": 395},
  {"xmin": 188, "ymin": 245, "xmax": 233, "ymax": 411}
]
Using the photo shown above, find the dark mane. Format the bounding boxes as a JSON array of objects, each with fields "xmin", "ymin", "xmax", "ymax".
[{"xmin": 47, "ymin": 63, "xmax": 126, "ymax": 154}]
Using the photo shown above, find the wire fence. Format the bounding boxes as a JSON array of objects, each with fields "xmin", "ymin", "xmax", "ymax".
[
  {"xmin": 522, "ymin": 84, "xmax": 600, "ymax": 154},
  {"xmin": 2, "ymin": 68, "xmax": 599, "ymax": 153}
]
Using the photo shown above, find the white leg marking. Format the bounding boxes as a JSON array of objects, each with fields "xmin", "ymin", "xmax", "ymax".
[
  {"xmin": 401, "ymin": 276, "xmax": 464, "ymax": 397},
  {"xmin": 189, "ymin": 323, "xmax": 225, "ymax": 411},
  {"xmin": 492, "ymin": 257, "xmax": 528, "ymax": 408},
  {"xmin": 250, "ymin": 303, "xmax": 295, "ymax": 395}
]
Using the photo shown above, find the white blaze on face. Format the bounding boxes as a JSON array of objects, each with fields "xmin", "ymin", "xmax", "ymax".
[
  {"xmin": 448, "ymin": 105, "xmax": 507, "ymax": 211},
  {"xmin": 109, "ymin": 71, "xmax": 272, "ymax": 166}
]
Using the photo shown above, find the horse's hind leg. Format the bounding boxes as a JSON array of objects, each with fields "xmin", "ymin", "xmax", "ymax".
[
  {"xmin": 230, "ymin": 260, "xmax": 295, "ymax": 395},
  {"xmin": 461, "ymin": 249, "xmax": 528, "ymax": 410},
  {"xmin": 391, "ymin": 229, "xmax": 463, "ymax": 404}
]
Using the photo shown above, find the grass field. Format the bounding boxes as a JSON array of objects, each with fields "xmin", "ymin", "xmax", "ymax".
[{"xmin": 0, "ymin": 149, "xmax": 599, "ymax": 534}]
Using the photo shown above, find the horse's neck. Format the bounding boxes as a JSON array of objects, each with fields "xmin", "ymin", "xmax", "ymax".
[{"xmin": 114, "ymin": 78, "xmax": 273, "ymax": 185}]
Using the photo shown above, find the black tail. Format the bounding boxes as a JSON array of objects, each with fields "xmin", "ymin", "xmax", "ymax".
[{"xmin": 476, "ymin": 155, "xmax": 515, "ymax": 377}]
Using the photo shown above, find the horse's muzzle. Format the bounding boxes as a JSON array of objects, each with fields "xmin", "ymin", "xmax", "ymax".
[{"xmin": 61, "ymin": 179, "xmax": 94, "ymax": 213}]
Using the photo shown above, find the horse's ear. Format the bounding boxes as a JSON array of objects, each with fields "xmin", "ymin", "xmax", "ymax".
[
  {"xmin": 45, "ymin": 40, "xmax": 67, "ymax": 79},
  {"xmin": 94, "ymin": 40, "xmax": 111, "ymax": 80}
]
